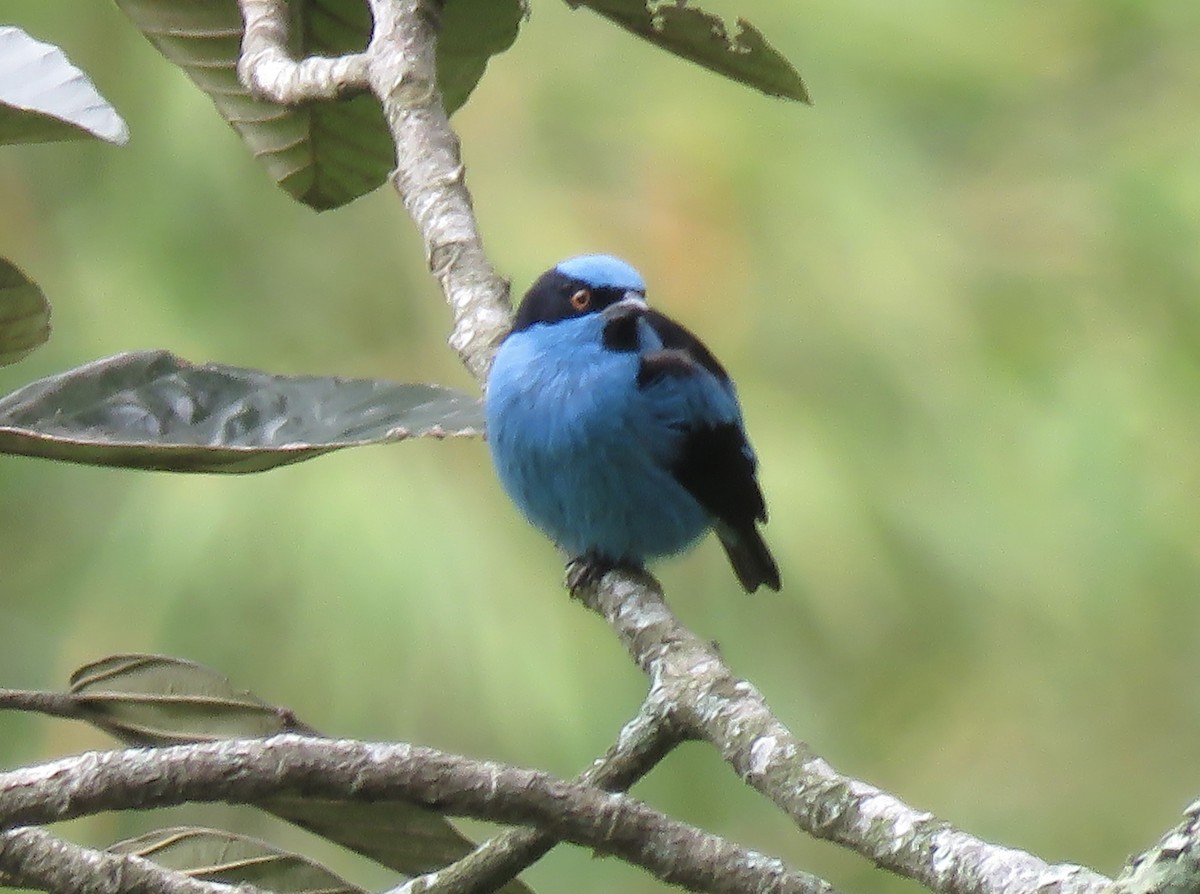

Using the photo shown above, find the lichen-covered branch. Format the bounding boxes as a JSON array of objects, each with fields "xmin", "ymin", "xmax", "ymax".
[
  {"xmin": 0, "ymin": 826, "xmax": 258, "ymax": 894},
  {"xmin": 1113, "ymin": 797, "xmax": 1200, "ymax": 894},
  {"xmin": 569, "ymin": 568, "xmax": 1112, "ymax": 894},
  {"xmin": 365, "ymin": 0, "xmax": 511, "ymax": 381},
  {"xmin": 0, "ymin": 736, "xmax": 829, "ymax": 894}
]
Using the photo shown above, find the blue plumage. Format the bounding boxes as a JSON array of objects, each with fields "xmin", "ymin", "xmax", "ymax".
[{"xmin": 486, "ymin": 254, "xmax": 780, "ymax": 592}]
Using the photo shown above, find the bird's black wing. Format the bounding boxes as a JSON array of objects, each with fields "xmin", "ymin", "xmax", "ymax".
[
  {"xmin": 636, "ymin": 343, "xmax": 780, "ymax": 593},
  {"xmin": 644, "ymin": 310, "xmax": 731, "ymax": 384}
]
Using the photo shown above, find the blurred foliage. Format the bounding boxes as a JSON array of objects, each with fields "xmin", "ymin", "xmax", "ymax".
[{"xmin": 2, "ymin": 2, "xmax": 1200, "ymax": 894}]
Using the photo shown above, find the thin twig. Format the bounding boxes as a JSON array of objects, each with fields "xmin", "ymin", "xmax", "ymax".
[{"xmin": 0, "ymin": 690, "xmax": 85, "ymax": 722}]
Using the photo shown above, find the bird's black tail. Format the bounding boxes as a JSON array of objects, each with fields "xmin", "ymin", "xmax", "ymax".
[{"xmin": 716, "ymin": 523, "xmax": 781, "ymax": 593}]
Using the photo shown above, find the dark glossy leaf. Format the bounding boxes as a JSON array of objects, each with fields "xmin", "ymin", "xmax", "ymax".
[
  {"xmin": 69, "ymin": 655, "xmax": 317, "ymax": 745},
  {"xmin": 0, "ymin": 350, "xmax": 483, "ymax": 473},
  {"xmin": 567, "ymin": 0, "xmax": 809, "ymax": 103},
  {"xmin": 68, "ymin": 656, "xmax": 535, "ymax": 894},
  {"xmin": 439, "ymin": 0, "xmax": 525, "ymax": 115},
  {"xmin": 0, "ymin": 258, "xmax": 51, "ymax": 366},
  {"xmin": 111, "ymin": 827, "xmax": 365, "ymax": 894},
  {"xmin": 0, "ymin": 26, "xmax": 129, "ymax": 145},
  {"xmin": 114, "ymin": 0, "xmax": 391, "ymax": 210},
  {"xmin": 114, "ymin": 0, "xmax": 524, "ymax": 209}
]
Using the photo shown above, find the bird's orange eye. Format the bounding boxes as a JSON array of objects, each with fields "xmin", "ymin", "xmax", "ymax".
[{"xmin": 569, "ymin": 289, "xmax": 592, "ymax": 311}]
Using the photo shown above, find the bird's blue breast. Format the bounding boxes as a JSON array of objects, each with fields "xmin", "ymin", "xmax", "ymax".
[{"xmin": 486, "ymin": 313, "xmax": 726, "ymax": 562}]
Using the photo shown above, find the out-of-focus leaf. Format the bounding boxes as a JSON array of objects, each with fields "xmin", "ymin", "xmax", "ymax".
[
  {"xmin": 0, "ymin": 26, "xmax": 129, "ymax": 145},
  {"xmin": 0, "ymin": 258, "xmax": 51, "ymax": 367},
  {"xmin": 438, "ymin": 0, "xmax": 525, "ymax": 115},
  {"xmin": 0, "ymin": 350, "xmax": 484, "ymax": 473},
  {"xmin": 114, "ymin": 0, "xmax": 391, "ymax": 210},
  {"xmin": 567, "ymin": 0, "xmax": 809, "ymax": 103},
  {"xmin": 111, "ymin": 827, "xmax": 365, "ymax": 894},
  {"xmin": 69, "ymin": 655, "xmax": 318, "ymax": 745},
  {"xmin": 264, "ymin": 796, "xmax": 539, "ymax": 893},
  {"xmin": 114, "ymin": 0, "xmax": 524, "ymax": 209},
  {"xmin": 68, "ymin": 656, "xmax": 535, "ymax": 894}
]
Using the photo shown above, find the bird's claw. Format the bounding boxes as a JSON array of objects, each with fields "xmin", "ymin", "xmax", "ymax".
[{"xmin": 565, "ymin": 553, "xmax": 646, "ymax": 596}]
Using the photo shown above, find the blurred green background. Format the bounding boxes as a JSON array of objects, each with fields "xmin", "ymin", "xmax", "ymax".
[{"xmin": 3, "ymin": 2, "xmax": 1200, "ymax": 893}]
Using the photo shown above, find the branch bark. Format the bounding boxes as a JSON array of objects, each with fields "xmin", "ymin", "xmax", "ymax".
[
  {"xmin": 1113, "ymin": 797, "xmax": 1200, "ymax": 894},
  {"xmin": 0, "ymin": 689, "xmax": 86, "ymax": 722},
  {"xmin": 238, "ymin": 0, "xmax": 369, "ymax": 101},
  {"xmin": 569, "ymin": 568, "xmax": 1111, "ymax": 894},
  {"xmin": 0, "ymin": 826, "xmax": 257, "ymax": 894},
  {"xmin": 364, "ymin": 0, "xmax": 511, "ymax": 382},
  {"xmin": 0, "ymin": 736, "xmax": 831, "ymax": 894}
]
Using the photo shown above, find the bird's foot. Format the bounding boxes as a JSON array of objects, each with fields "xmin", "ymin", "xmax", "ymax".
[{"xmin": 564, "ymin": 553, "xmax": 645, "ymax": 597}]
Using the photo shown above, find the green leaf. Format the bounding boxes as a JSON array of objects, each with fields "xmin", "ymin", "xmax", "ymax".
[
  {"xmin": 0, "ymin": 26, "xmax": 129, "ymax": 145},
  {"xmin": 113, "ymin": 0, "xmax": 525, "ymax": 209},
  {"xmin": 0, "ymin": 350, "xmax": 484, "ymax": 473},
  {"xmin": 0, "ymin": 258, "xmax": 51, "ymax": 367},
  {"xmin": 111, "ymin": 827, "xmax": 365, "ymax": 894},
  {"xmin": 438, "ymin": 0, "xmax": 525, "ymax": 115},
  {"xmin": 69, "ymin": 655, "xmax": 318, "ymax": 745},
  {"xmin": 114, "ymin": 0, "xmax": 392, "ymax": 210},
  {"xmin": 567, "ymin": 0, "xmax": 809, "ymax": 103},
  {"xmin": 70, "ymin": 656, "xmax": 535, "ymax": 894},
  {"xmin": 261, "ymin": 796, "xmax": 528, "ymax": 887}
]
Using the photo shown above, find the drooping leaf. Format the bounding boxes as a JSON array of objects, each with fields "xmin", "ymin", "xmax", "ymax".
[
  {"xmin": 261, "ymin": 796, "xmax": 517, "ymax": 885},
  {"xmin": 438, "ymin": 0, "xmax": 526, "ymax": 115},
  {"xmin": 113, "ymin": 0, "xmax": 524, "ymax": 209},
  {"xmin": 0, "ymin": 350, "xmax": 484, "ymax": 473},
  {"xmin": 112, "ymin": 827, "xmax": 365, "ymax": 894},
  {"xmin": 69, "ymin": 655, "xmax": 318, "ymax": 745},
  {"xmin": 0, "ymin": 26, "xmax": 129, "ymax": 145},
  {"xmin": 0, "ymin": 258, "xmax": 51, "ymax": 366},
  {"xmin": 68, "ymin": 656, "xmax": 535, "ymax": 894},
  {"xmin": 566, "ymin": 0, "xmax": 809, "ymax": 103},
  {"xmin": 114, "ymin": 0, "xmax": 391, "ymax": 210}
]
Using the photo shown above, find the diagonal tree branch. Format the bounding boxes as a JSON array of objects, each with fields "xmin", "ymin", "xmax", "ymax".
[
  {"xmin": 1112, "ymin": 797, "xmax": 1200, "ymax": 894},
  {"xmin": 0, "ymin": 825, "xmax": 259, "ymax": 894},
  {"xmin": 366, "ymin": 0, "xmax": 512, "ymax": 382},
  {"xmin": 569, "ymin": 568, "xmax": 1111, "ymax": 894},
  {"xmin": 0, "ymin": 736, "xmax": 832, "ymax": 894}
]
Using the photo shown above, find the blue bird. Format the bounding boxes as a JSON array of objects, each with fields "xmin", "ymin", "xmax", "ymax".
[{"xmin": 485, "ymin": 254, "xmax": 780, "ymax": 592}]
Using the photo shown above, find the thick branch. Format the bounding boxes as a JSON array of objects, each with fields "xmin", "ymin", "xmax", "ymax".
[
  {"xmin": 237, "ymin": 0, "xmax": 369, "ymax": 101},
  {"xmin": 0, "ymin": 826, "xmax": 256, "ymax": 894},
  {"xmin": 0, "ymin": 737, "xmax": 826, "ymax": 894},
  {"xmin": 570, "ymin": 568, "xmax": 1111, "ymax": 894}
]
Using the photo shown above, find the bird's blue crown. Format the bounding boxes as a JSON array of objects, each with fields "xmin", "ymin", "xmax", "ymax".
[{"xmin": 555, "ymin": 254, "xmax": 646, "ymax": 292}]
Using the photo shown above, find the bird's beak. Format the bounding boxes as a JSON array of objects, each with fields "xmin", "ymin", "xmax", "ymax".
[{"xmin": 605, "ymin": 292, "xmax": 649, "ymax": 316}]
